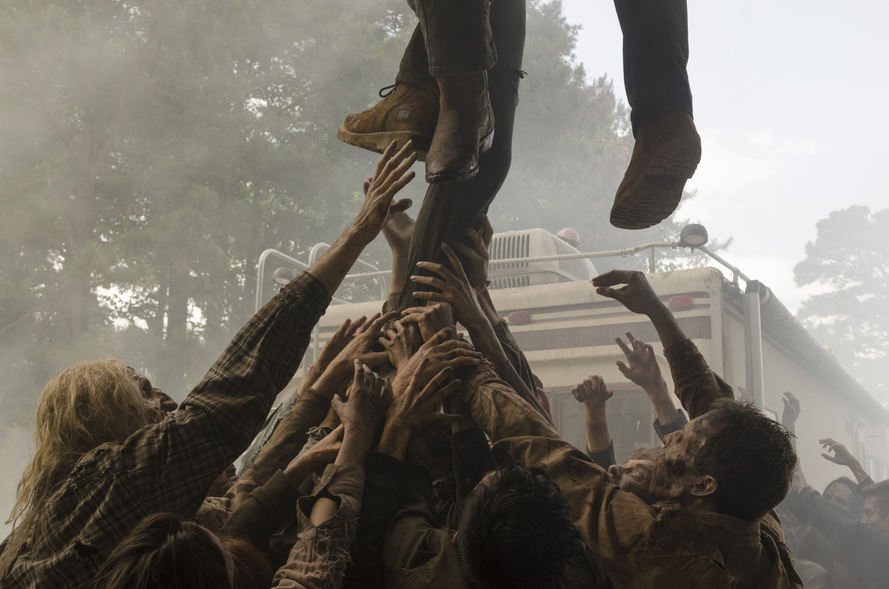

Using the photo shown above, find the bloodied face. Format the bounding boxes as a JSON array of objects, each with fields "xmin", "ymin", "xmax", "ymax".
[
  {"xmin": 649, "ymin": 413, "xmax": 714, "ymax": 503},
  {"xmin": 608, "ymin": 459, "xmax": 657, "ymax": 504},
  {"xmin": 126, "ymin": 366, "xmax": 179, "ymax": 422}
]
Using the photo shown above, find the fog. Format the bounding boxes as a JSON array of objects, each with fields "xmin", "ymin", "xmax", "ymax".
[{"xmin": 1, "ymin": 0, "xmax": 887, "ymax": 538}]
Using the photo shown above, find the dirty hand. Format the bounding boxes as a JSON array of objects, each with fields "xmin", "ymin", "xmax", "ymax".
[
  {"xmin": 332, "ymin": 360, "xmax": 392, "ymax": 436},
  {"xmin": 614, "ymin": 331, "xmax": 665, "ymax": 391},
  {"xmin": 410, "ymin": 243, "xmax": 484, "ymax": 329},
  {"xmin": 328, "ymin": 312, "xmax": 395, "ymax": 378},
  {"xmin": 571, "ymin": 375, "xmax": 614, "ymax": 409},
  {"xmin": 453, "ymin": 213, "xmax": 494, "ymax": 291},
  {"xmin": 592, "ymin": 270, "xmax": 663, "ymax": 316},
  {"xmin": 391, "ymin": 327, "xmax": 482, "ymax": 397},
  {"xmin": 379, "ymin": 320, "xmax": 422, "ymax": 371},
  {"xmin": 386, "ymin": 360, "xmax": 462, "ymax": 435},
  {"xmin": 353, "ymin": 141, "xmax": 417, "ymax": 241},
  {"xmin": 401, "ymin": 302, "xmax": 456, "ymax": 342},
  {"xmin": 316, "ymin": 316, "xmax": 368, "ymax": 370},
  {"xmin": 820, "ymin": 438, "xmax": 856, "ymax": 467},
  {"xmin": 782, "ymin": 392, "xmax": 801, "ymax": 427}
]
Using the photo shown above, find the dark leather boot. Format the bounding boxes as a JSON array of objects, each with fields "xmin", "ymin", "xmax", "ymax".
[
  {"xmin": 425, "ymin": 71, "xmax": 495, "ymax": 184},
  {"xmin": 610, "ymin": 111, "xmax": 701, "ymax": 230},
  {"xmin": 337, "ymin": 82, "xmax": 440, "ymax": 161}
]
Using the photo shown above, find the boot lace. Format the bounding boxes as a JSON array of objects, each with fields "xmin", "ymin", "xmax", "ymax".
[{"xmin": 378, "ymin": 83, "xmax": 398, "ymax": 98}]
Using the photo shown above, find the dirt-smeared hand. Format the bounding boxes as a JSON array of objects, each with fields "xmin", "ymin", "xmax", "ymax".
[
  {"xmin": 380, "ymin": 320, "xmax": 421, "ymax": 370},
  {"xmin": 410, "ymin": 243, "xmax": 484, "ymax": 328},
  {"xmin": 615, "ymin": 331, "xmax": 666, "ymax": 391},
  {"xmin": 386, "ymin": 360, "xmax": 462, "ymax": 435},
  {"xmin": 401, "ymin": 302, "xmax": 455, "ymax": 342},
  {"xmin": 332, "ymin": 360, "xmax": 392, "ymax": 435},
  {"xmin": 592, "ymin": 270, "xmax": 662, "ymax": 316},
  {"xmin": 571, "ymin": 375, "xmax": 614, "ymax": 409},
  {"xmin": 353, "ymin": 141, "xmax": 417, "ymax": 241}
]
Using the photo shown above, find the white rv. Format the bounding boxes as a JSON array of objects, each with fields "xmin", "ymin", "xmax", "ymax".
[{"xmin": 256, "ymin": 227, "xmax": 889, "ymax": 492}]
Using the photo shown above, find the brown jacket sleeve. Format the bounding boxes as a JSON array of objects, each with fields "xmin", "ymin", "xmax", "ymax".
[
  {"xmin": 460, "ymin": 366, "xmax": 734, "ymax": 588},
  {"xmin": 662, "ymin": 338, "xmax": 734, "ymax": 419}
]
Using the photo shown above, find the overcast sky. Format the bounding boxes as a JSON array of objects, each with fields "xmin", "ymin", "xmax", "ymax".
[{"xmin": 561, "ymin": 0, "xmax": 889, "ymax": 312}]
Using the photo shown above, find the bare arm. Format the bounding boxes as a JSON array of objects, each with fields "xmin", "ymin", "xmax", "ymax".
[
  {"xmin": 571, "ymin": 376, "xmax": 614, "ymax": 455},
  {"xmin": 614, "ymin": 331, "xmax": 678, "ymax": 427},
  {"xmin": 593, "ymin": 270, "xmax": 733, "ymax": 419},
  {"xmin": 820, "ymin": 438, "xmax": 872, "ymax": 485},
  {"xmin": 308, "ymin": 141, "xmax": 416, "ymax": 296}
]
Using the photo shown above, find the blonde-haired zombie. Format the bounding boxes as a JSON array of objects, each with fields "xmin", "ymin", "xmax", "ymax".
[
  {"xmin": 1, "ymin": 359, "xmax": 152, "ymax": 574},
  {"xmin": 0, "ymin": 145, "xmax": 416, "ymax": 588}
]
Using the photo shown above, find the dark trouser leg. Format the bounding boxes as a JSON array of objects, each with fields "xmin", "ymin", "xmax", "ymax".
[
  {"xmin": 396, "ymin": 0, "xmax": 525, "ymax": 311},
  {"xmin": 613, "ymin": 0, "xmax": 693, "ymax": 136},
  {"xmin": 400, "ymin": 0, "xmax": 496, "ymax": 78}
]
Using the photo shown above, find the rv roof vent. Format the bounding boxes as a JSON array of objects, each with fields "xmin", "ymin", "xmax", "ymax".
[{"xmin": 488, "ymin": 228, "xmax": 596, "ymax": 290}]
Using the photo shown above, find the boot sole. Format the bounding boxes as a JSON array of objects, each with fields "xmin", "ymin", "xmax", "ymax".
[
  {"xmin": 336, "ymin": 127, "xmax": 430, "ymax": 162},
  {"xmin": 424, "ymin": 126, "xmax": 495, "ymax": 185},
  {"xmin": 610, "ymin": 130, "xmax": 702, "ymax": 230}
]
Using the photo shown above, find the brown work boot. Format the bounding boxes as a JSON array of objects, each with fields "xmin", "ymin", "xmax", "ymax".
[
  {"xmin": 337, "ymin": 82, "xmax": 439, "ymax": 161},
  {"xmin": 425, "ymin": 71, "xmax": 495, "ymax": 184},
  {"xmin": 610, "ymin": 112, "xmax": 702, "ymax": 230}
]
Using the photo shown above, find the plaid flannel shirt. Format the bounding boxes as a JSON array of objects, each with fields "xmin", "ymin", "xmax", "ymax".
[{"xmin": 0, "ymin": 272, "xmax": 330, "ymax": 589}]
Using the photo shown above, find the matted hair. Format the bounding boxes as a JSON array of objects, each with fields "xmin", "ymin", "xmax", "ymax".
[
  {"xmin": 1, "ymin": 358, "xmax": 151, "ymax": 574},
  {"xmin": 693, "ymin": 399, "xmax": 797, "ymax": 521},
  {"xmin": 860, "ymin": 480, "xmax": 889, "ymax": 515},
  {"xmin": 457, "ymin": 462, "xmax": 575, "ymax": 589},
  {"xmin": 93, "ymin": 512, "xmax": 233, "ymax": 589}
]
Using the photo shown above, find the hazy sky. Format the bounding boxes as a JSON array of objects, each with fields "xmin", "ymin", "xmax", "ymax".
[{"xmin": 561, "ymin": 0, "xmax": 889, "ymax": 312}]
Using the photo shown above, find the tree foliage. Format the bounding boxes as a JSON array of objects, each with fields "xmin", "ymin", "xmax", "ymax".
[
  {"xmin": 794, "ymin": 206, "xmax": 889, "ymax": 402},
  {"xmin": 0, "ymin": 0, "xmax": 718, "ymax": 426}
]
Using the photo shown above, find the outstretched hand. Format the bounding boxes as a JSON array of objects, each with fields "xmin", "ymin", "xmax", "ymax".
[
  {"xmin": 379, "ymin": 320, "xmax": 421, "ymax": 371},
  {"xmin": 332, "ymin": 360, "xmax": 392, "ymax": 435},
  {"xmin": 410, "ymin": 243, "xmax": 484, "ymax": 328},
  {"xmin": 401, "ymin": 302, "xmax": 456, "ymax": 342},
  {"xmin": 820, "ymin": 437, "xmax": 856, "ymax": 468},
  {"xmin": 390, "ymin": 326, "xmax": 482, "ymax": 397},
  {"xmin": 782, "ymin": 392, "xmax": 801, "ymax": 427},
  {"xmin": 327, "ymin": 312, "xmax": 395, "ymax": 375},
  {"xmin": 386, "ymin": 360, "xmax": 462, "ymax": 435},
  {"xmin": 592, "ymin": 270, "xmax": 663, "ymax": 316},
  {"xmin": 615, "ymin": 331, "xmax": 666, "ymax": 391},
  {"xmin": 353, "ymin": 141, "xmax": 417, "ymax": 241},
  {"xmin": 316, "ymin": 316, "xmax": 367, "ymax": 370}
]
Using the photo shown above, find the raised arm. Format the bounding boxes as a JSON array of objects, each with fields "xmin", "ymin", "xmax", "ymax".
[
  {"xmin": 571, "ymin": 376, "xmax": 616, "ymax": 467},
  {"xmin": 614, "ymin": 331, "xmax": 687, "ymax": 441},
  {"xmin": 592, "ymin": 270, "xmax": 733, "ymax": 419},
  {"xmin": 272, "ymin": 361, "xmax": 392, "ymax": 589},
  {"xmin": 820, "ymin": 438, "xmax": 873, "ymax": 486},
  {"xmin": 406, "ymin": 240, "xmax": 550, "ymax": 422},
  {"xmin": 118, "ymin": 143, "xmax": 417, "ymax": 516}
]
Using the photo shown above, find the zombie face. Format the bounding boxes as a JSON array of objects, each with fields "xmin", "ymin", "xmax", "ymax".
[
  {"xmin": 861, "ymin": 496, "xmax": 889, "ymax": 532},
  {"xmin": 823, "ymin": 482, "xmax": 857, "ymax": 516},
  {"xmin": 608, "ymin": 459, "xmax": 657, "ymax": 504},
  {"xmin": 649, "ymin": 413, "xmax": 714, "ymax": 504},
  {"xmin": 127, "ymin": 366, "xmax": 178, "ymax": 422}
]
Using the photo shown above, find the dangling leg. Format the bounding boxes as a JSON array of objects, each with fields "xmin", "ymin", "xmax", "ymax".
[{"xmin": 610, "ymin": 0, "xmax": 701, "ymax": 230}]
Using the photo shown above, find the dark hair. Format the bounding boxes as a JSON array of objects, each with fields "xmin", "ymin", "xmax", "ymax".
[
  {"xmin": 693, "ymin": 400, "xmax": 797, "ymax": 521},
  {"xmin": 625, "ymin": 446, "xmax": 660, "ymax": 463},
  {"xmin": 860, "ymin": 480, "xmax": 889, "ymax": 515},
  {"xmin": 824, "ymin": 476, "xmax": 865, "ymax": 518},
  {"xmin": 456, "ymin": 462, "xmax": 575, "ymax": 589},
  {"xmin": 93, "ymin": 513, "xmax": 233, "ymax": 589},
  {"xmin": 222, "ymin": 537, "xmax": 274, "ymax": 589}
]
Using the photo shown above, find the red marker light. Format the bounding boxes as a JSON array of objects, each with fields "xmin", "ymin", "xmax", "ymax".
[
  {"xmin": 668, "ymin": 295, "xmax": 693, "ymax": 309},
  {"xmin": 508, "ymin": 311, "xmax": 531, "ymax": 325}
]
